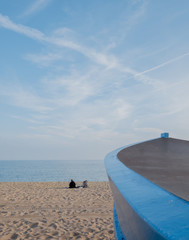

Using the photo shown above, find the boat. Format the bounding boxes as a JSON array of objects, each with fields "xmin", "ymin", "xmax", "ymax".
[{"xmin": 104, "ymin": 133, "xmax": 189, "ymax": 239}]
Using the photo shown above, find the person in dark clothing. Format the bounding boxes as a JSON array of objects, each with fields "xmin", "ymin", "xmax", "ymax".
[{"xmin": 69, "ymin": 179, "xmax": 76, "ymax": 188}]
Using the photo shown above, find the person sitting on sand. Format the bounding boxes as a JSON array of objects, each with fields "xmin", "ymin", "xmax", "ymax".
[
  {"xmin": 82, "ymin": 180, "xmax": 88, "ymax": 188},
  {"xmin": 69, "ymin": 179, "xmax": 76, "ymax": 188}
]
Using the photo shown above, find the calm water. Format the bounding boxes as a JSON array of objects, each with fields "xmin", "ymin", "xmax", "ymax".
[{"xmin": 0, "ymin": 160, "xmax": 108, "ymax": 182}]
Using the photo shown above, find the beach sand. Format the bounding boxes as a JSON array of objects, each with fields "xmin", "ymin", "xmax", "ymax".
[{"xmin": 0, "ymin": 182, "xmax": 115, "ymax": 240}]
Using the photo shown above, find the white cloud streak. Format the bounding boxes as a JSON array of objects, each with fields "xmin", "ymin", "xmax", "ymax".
[
  {"xmin": 0, "ymin": 14, "xmax": 45, "ymax": 40},
  {"xmin": 0, "ymin": 13, "xmax": 135, "ymax": 75},
  {"xmin": 0, "ymin": 86, "xmax": 52, "ymax": 112},
  {"xmin": 22, "ymin": 0, "xmax": 52, "ymax": 17},
  {"xmin": 135, "ymin": 52, "xmax": 189, "ymax": 76},
  {"xmin": 25, "ymin": 52, "xmax": 62, "ymax": 66},
  {"xmin": 0, "ymin": 12, "xmax": 166, "ymax": 90}
]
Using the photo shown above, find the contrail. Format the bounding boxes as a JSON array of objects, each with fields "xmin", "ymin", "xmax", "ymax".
[{"xmin": 135, "ymin": 52, "xmax": 189, "ymax": 76}]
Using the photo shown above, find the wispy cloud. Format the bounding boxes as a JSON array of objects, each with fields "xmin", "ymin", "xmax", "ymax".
[
  {"xmin": 22, "ymin": 0, "xmax": 52, "ymax": 17},
  {"xmin": 0, "ymin": 13, "xmax": 137, "ymax": 76},
  {"xmin": 106, "ymin": 0, "xmax": 148, "ymax": 48},
  {"xmin": 0, "ymin": 12, "xmax": 163, "ymax": 93},
  {"xmin": 135, "ymin": 52, "xmax": 189, "ymax": 76},
  {"xmin": 0, "ymin": 85, "xmax": 52, "ymax": 113},
  {"xmin": 0, "ymin": 14, "xmax": 45, "ymax": 40},
  {"xmin": 25, "ymin": 52, "xmax": 62, "ymax": 67}
]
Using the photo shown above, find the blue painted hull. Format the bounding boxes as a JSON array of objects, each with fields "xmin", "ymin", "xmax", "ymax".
[{"xmin": 105, "ymin": 136, "xmax": 189, "ymax": 240}]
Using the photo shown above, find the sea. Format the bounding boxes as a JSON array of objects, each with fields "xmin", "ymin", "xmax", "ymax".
[{"xmin": 0, "ymin": 160, "xmax": 108, "ymax": 182}]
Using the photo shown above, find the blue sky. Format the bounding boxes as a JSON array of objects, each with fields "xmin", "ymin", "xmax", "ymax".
[{"xmin": 1, "ymin": 0, "xmax": 189, "ymax": 160}]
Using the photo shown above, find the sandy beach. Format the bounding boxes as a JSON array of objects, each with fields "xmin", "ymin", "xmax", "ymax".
[{"xmin": 0, "ymin": 182, "xmax": 115, "ymax": 240}]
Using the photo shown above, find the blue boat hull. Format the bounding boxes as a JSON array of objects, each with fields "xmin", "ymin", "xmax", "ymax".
[{"xmin": 105, "ymin": 135, "xmax": 189, "ymax": 240}]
